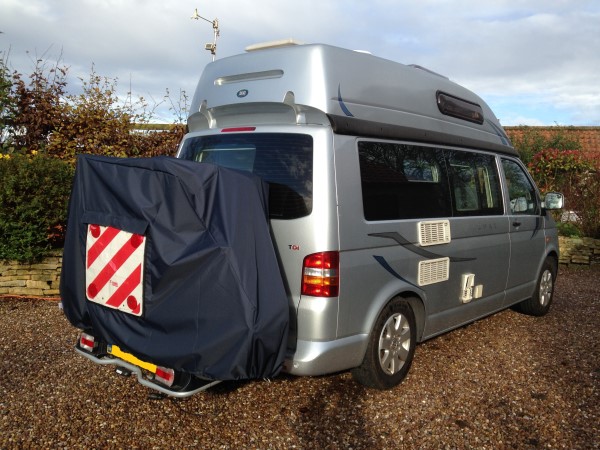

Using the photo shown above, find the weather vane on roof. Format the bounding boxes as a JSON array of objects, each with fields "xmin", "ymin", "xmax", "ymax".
[{"xmin": 191, "ymin": 8, "xmax": 220, "ymax": 61}]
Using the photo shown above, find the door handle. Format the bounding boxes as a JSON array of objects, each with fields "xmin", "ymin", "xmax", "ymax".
[{"xmin": 512, "ymin": 221, "xmax": 522, "ymax": 227}]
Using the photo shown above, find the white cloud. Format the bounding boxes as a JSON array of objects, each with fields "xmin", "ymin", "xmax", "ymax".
[{"xmin": 1, "ymin": 0, "xmax": 599, "ymax": 125}]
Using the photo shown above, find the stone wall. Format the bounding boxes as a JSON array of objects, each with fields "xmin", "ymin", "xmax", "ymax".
[
  {"xmin": 1, "ymin": 238, "xmax": 598, "ymax": 298},
  {"xmin": 0, "ymin": 251, "xmax": 62, "ymax": 298},
  {"xmin": 559, "ymin": 236, "xmax": 600, "ymax": 266}
]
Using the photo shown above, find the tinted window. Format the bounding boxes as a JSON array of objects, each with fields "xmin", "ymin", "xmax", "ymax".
[
  {"xmin": 358, "ymin": 141, "xmax": 504, "ymax": 221},
  {"xmin": 502, "ymin": 158, "xmax": 540, "ymax": 215},
  {"xmin": 448, "ymin": 151, "xmax": 503, "ymax": 216},
  {"xmin": 358, "ymin": 142, "xmax": 451, "ymax": 220},
  {"xmin": 179, "ymin": 133, "xmax": 313, "ymax": 219}
]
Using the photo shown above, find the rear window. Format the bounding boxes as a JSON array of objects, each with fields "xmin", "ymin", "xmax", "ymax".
[{"xmin": 178, "ymin": 133, "xmax": 313, "ymax": 219}]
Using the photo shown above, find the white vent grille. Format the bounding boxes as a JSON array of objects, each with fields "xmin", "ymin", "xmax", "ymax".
[
  {"xmin": 418, "ymin": 220, "xmax": 451, "ymax": 246},
  {"xmin": 418, "ymin": 257, "xmax": 450, "ymax": 286}
]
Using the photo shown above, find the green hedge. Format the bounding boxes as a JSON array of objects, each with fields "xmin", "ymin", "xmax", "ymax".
[{"xmin": 0, "ymin": 154, "xmax": 74, "ymax": 262}]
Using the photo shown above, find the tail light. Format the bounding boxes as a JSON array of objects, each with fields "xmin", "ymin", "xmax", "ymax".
[
  {"xmin": 221, "ymin": 127, "xmax": 256, "ymax": 132},
  {"xmin": 301, "ymin": 251, "xmax": 339, "ymax": 297},
  {"xmin": 79, "ymin": 332, "xmax": 97, "ymax": 352},
  {"xmin": 155, "ymin": 366, "xmax": 175, "ymax": 387}
]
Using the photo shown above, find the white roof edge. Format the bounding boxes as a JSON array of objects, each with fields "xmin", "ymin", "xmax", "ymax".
[{"xmin": 245, "ymin": 39, "xmax": 305, "ymax": 52}]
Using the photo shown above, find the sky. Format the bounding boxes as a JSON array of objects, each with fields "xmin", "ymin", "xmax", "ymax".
[{"xmin": 1, "ymin": 0, "xmax": 599, "ymax": 126}]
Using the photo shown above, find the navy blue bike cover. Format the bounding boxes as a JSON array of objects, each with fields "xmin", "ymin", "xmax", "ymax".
[{"xmin": 61, "ymin": 154, "xmax": 289, "ymax": 380}]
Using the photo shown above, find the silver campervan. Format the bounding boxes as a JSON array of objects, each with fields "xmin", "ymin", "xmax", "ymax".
[{"xmin": 176, "ymin": 41, "xmax": 563, "ymax": 389}]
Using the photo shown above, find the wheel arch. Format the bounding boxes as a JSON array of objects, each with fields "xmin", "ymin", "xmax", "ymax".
[
  {"xmin": 357, "ymin": 283, "xmax": 428, "ymax": 357},
  {"xmin": 546, "ymin": 250, "xmax": 559, "ymax": 273},
  {"xmin": 396, "ymin": 291, "xmax": 427, "ymax": 342},
  {"xmin": 351, "ymin": 290, "xmax": 421, "ymax": 389}
]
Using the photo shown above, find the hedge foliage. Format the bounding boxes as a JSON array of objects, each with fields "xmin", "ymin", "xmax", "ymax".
[
  {"xmin": 1, "ymin": 53, "xmax": 185, "ymax": 262},
  {"xmin": 0, "ymin": 154, "xmax": 74, "ymax": 261},
  {"xmin": 507, "ymin": 126, "xmax": 582, "ymax": 166},
  {"xmin": 1, "ymin": 56, "xmax": 186, "ymax": 161},
  {"xmin": 521, "ymin": 129, "xmax": 600, "ymax": 238}
]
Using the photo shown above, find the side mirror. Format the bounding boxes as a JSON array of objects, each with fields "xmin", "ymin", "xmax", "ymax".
[{"xmin": 543, "ymin": 192, "xmax": 564, "ymax": 210}]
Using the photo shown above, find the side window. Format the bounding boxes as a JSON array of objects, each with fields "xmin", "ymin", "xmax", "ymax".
[
  {"xmin": 501, "ymin": 159, "xmax": 540, "ymax": 215},
  {"xmin": 448, "ymin": 151, "xmax": 503, "ymax": 216},
  {"xmin": 358, "ymin": 142, "xmax": 451, "ymax": 220}
]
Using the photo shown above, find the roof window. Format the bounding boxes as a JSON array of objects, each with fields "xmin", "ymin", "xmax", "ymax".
[{"xmin": 437, "ymin": 91, "xmax": 484, "ymax": 124}]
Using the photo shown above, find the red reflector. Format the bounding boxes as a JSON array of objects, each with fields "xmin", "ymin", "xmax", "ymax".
[
  {"xmin": 301, "ymin": 251, "xmax": 339, "ymax": 297},
  {"xmin": 221, "ymin": 127, "xmax": 256, "ymax": 133},
  {"xmin": 155, "ymin": 366, "xmax": 175, "ymax": 387},
  {"xmin": 80, "ymin": 333, "xmax": 96, "ymax": 352}
]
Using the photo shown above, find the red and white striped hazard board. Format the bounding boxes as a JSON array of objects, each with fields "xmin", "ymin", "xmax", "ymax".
[{"xmin": 85, "ymin": 224, "xmax": 145, "ymax": 316}]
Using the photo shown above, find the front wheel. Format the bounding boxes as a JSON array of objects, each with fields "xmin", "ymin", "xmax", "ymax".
[
  {"xmin": 514, "ymin": 257, "xmax": 557, "ymax": 316},
  {"xmin": 352, "ymin": 297, "xmax": 416, "ymax": 390}
]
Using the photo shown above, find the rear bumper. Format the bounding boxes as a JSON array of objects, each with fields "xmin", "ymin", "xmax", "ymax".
[
  {"xmin": 283, "ymin": 334, "xmax": 369, "ymax": 376},
  {"xmin": 75, "ymin": 345, "xmax": 220, "ymax": 398}
]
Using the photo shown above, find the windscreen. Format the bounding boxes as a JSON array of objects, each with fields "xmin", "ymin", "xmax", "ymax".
[{"xmin": 179, "ymin": 133, "xmax": 313, "ymax": 219}]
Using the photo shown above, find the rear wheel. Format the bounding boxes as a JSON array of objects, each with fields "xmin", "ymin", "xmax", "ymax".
[
  {"xmin": 352, "ymin": 297, "xmax": 416, "ymax": 390},
  {"xmin": 514, "ymin": 257, "xmax": 557, "ymax": 316}
]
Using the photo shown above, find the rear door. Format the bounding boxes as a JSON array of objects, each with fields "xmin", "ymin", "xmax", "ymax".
[
  {"xmin": 500, "ymin": 157, "xmax": 546, "ymax": 303},
  {"xmin": 177, "ymin": 127, "xmax": 330, "ymax": 310}
]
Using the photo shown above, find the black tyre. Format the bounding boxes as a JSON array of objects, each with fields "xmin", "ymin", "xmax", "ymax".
[
  {"xmin": 352, "ymin": 297, "xmax": 416, "ymax": 390},
  {"xmin": 514, "ymin": 257, "xmax": 557, "ymax": 316}
]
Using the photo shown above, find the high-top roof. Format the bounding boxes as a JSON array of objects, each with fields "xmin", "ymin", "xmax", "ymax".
[{"xmin": 188, "ymin": 43, "xmax": 517, "ymax": 155}]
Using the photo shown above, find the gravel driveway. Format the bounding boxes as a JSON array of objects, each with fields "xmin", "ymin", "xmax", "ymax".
[{"xmin": 1, "ymin": 266, "xmax": 598, "ymax": 449}]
